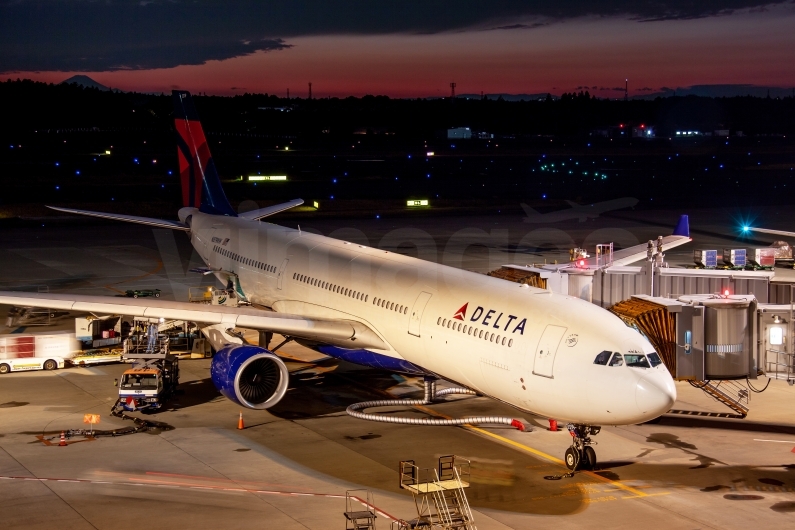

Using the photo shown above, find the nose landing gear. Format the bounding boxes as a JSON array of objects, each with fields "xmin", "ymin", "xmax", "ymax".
[{"xmin": 564, "ymin": 424, "xmax": 601, "ymax": 470}]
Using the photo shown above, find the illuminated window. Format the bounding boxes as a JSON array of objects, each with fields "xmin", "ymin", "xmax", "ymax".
[{"xmin": 770, "ymin": 326, "xmax": 784, "ymax": 346}]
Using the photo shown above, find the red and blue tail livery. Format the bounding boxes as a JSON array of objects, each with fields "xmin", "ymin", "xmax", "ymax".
[{"xmin": 172, "ymin": 91, "xmax": 237, "ymax": 217}]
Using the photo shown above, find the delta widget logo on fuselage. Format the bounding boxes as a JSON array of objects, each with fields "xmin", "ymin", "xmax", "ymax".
[{"xmin": 453, "ymin": 303, "xmax": 527, "ymax": 335}]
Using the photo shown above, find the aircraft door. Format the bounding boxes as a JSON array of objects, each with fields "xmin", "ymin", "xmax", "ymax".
[
  {"xmin": 408, "ymin": 291, "xmax": 432, "ymax": 337},
  {"xmin": 277, "ymin": 259, "xmax": 289, "ymax": 290},
  {"xmin": 532, "ymin": 325, "xmax": 567, "ymax": 378}
]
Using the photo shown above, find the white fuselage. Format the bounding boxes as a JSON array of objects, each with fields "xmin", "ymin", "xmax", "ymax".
[{"xmin": 182, "ymin": 208, "xmax": 676, "ymax": 425}]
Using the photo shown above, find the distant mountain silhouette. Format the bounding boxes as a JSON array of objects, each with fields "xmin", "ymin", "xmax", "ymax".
[{"xmin": 60, "ymin": 75, "xmax": 112, "ymax": 91}]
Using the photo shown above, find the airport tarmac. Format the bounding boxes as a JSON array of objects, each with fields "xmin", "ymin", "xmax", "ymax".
[{"xmin": 2, "ymin": 208, "xmax": 795, "ymax": 528}]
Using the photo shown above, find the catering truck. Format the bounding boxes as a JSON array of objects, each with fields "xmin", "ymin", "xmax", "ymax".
[{"xmin": 0, "ymin": 331, "xmax": 79, "ymax": 374}]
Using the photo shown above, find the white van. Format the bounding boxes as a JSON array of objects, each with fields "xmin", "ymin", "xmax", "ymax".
[{"xmin": 0, "ymin": 332, "xmax": 78, "ymax": 374}]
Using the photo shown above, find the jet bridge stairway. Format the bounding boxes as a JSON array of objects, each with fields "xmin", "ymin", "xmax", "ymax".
[
  {"xmin": 682, "ymin": 379, "xmax": 749, "ymax": 418},
  {"xmin": 398, "ymin": 456, "xmax": 476, "ymax": 530}
]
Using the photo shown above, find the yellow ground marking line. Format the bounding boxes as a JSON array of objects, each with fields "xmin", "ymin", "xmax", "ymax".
[{"xmin": 413, "ymin": 404, "xmax": 651, "ymax": 499}]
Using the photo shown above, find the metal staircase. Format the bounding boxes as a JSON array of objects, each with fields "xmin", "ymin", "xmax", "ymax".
[
  {"xmin": 687, "ymin": 379, "xmax": 749, "ymax": 418},
  {"xmin": 399, "ymin": 456, "xmax": 476, "ymax": 530}
]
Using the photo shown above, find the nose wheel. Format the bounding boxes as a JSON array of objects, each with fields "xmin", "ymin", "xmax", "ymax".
[{"xmin": 564, "ymin": 424, "xmax": 600, "ymax": 470}]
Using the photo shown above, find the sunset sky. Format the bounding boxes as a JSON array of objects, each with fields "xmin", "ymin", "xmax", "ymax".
[{"xmin": 3, "ymin": 1, "xmax": 795, "ymax": 98}]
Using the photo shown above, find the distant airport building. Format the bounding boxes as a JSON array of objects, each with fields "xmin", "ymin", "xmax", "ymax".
[{"xmin": 447, "ymin": 127, "xmax": 472, "ymax": 139}]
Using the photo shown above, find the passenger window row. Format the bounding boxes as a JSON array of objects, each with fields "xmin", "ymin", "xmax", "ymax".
[
  {"xmin": 213, "ymin": 245, "xmax": 277, "ymax": 273},
  {"xmin": 291, "ymin": 272, "xmax": 369, "ymax": 302},
  {"xmin": 373, "ymin": 297, "xmax": 408, "ymax": 315},
  {"xmin": 436, "ymin": 317, "xmax": 513, "ymax": 347}
]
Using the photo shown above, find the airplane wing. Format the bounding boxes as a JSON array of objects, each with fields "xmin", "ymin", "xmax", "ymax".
[
  {"xmin": 0, "ymin": 291, "xmax": 387, "ymax": 350},
  {"xmin": 747, "ymin": 227, "xmax": 795, "ymax": 239},
  {"xmin": 609, "ymin": 234, "xmax": 692, "ymax": 266},
  {"xmin": 239, "ymin": 199, "xmax": 304, "ymax": 221},
  {"xmin": 47, "ymin": 206, "xmax": 190, "ymax": 231}
]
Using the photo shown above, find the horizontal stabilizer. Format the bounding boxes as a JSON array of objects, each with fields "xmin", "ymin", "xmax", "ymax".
[
  {"xmin": 46, "ymin": 206, "xmax": 190, "ymax": 231},
  {"xmin": 238, "ymin": 199, "xmax": 304, "ymax": 221}
]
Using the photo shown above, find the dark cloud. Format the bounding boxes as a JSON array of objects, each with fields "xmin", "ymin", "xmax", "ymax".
[
  {"xmin": 638, "ymin": 87, "xmax": 655, "ymax": 91},
  {"xmin": 492, "ymin": 22, "xmax": 547, "ymax": 30},
  {"xmin": 0, "ymin": 1, "xmax": 789, "ymax": 72}
]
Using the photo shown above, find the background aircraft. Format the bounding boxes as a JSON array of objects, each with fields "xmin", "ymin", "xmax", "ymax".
[{"xmin": 522, "ymin": 197, "xmax": 639, "ymax": 223}]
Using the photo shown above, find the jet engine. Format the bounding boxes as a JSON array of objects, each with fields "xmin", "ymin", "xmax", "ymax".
[{"xmin": 210, "ymin": 344, "xmax": 289, "ymax": 409}]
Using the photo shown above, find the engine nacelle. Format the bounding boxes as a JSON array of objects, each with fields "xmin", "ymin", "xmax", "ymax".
[{"xmin": 211, "ymin": 344, "xmax": 289, "ymax": 409}]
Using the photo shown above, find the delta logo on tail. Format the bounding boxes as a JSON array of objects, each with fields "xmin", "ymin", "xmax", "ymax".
[{"xmin": 453, "ymin": 303, "xmax": 468, "ymax": 320}]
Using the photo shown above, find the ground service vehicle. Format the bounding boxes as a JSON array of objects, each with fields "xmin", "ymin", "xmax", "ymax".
[
  {"xmin": 125, "ymin": 289, "xmax": 161, "ymax": 298},
  {"xmin": 118, "ymin": 352, "xmax": 179, "ymax": 411},
  {"xmin": 0, "ymin": 332, "xmax": 77, "ymax": 374}
]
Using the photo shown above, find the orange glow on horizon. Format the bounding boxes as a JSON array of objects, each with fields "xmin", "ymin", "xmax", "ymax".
[{"xmin": 10, "ymin": 10, "xmax": 795, "ymax": 98}]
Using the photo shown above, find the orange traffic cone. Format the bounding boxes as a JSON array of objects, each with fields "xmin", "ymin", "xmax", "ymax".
[
  {"xmin": 237, "ymin": 411, "xmax": 244, "ymax": 430},
  {"xmin": 58, "ymin": 431, "xmax": 67, "ymax": 446}
]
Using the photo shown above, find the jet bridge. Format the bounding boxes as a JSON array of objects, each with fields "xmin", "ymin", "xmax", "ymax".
[{"xmin": 606, "ymin": 293, "xmax": 795, "ymax": 418}]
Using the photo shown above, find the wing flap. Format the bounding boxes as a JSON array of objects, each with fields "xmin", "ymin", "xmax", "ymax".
[{"xmin": 0, "ymin": 292, "xmax": 387, "ymax": 350}]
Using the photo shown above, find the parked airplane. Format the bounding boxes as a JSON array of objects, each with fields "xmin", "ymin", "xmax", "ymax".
[
  {"xmin": 521, "ymin": 197, "xmax": 639, "ymax": 223},
  {"xmin": 0, "ymin": 92, "xmax": 676, "ymax": 470}
]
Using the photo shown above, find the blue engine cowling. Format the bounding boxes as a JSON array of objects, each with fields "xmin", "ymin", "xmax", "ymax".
[{"xmin": 211, "ymin": 344, "xmax": 289, "ymax": 409}]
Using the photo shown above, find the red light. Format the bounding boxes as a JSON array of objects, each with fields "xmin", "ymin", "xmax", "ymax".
[
  {"xmin": 723, "ymin": 289, "xmax": 730, "ymax": 296},
  {"xmin": 578, "ymin": 259, "xmax": 586, "ymax": 267},
  {"xmin": 619, "ymin": 124, "xmax": 624, "ymax": 128},
  {"xmin": 640, "ymin": 124, "xmax": 645, "ymax": 128}
]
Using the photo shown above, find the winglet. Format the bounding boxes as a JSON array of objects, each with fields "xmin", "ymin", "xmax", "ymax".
[{"xmin": 672, "ymin": 215, "xmax": 690, "ymax": 238}]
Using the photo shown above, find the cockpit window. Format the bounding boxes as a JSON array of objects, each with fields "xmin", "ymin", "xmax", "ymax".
[
  {"xmin": 608, "ymin": 353, "xmax": 624, "ymax": 366},
  {"xmin": 647, "ymin": 352, "xmax": 663, "ymax": 367},
  {"xmin": 625, "ymin": 354, "xmax": 651, "ymax": 368},
  {"xmin": 593, "ymin": 351, "xmax": 611, "ymax": 365}
]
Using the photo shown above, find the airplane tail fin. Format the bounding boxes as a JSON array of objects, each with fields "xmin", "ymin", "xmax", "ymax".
[
  {"xmin": 673, "ymin": 215, "xmax": 690, "ymax": 237},
  {"xmin": 172, "ymin": 91, "xmax": 237, "ymax": 217},
  {"xmin": 520, "ymin": 203, "xmax": 539, "ymax": 216}
]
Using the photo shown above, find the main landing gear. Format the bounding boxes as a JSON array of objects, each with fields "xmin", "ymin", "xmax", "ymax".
[{"xmin": 564, "ymin": 424, "xmax": 601, "ymax": 470}]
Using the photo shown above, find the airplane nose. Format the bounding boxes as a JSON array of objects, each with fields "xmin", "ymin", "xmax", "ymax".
[{"xmin": 635, "ymin": 372, "xmax": 677, "ymax": 417}]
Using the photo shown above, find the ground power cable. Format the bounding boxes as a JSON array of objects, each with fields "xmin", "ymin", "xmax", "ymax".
[{"xmin": 345, "ymin": 378, "xmax": 526, "ymax": 430}]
